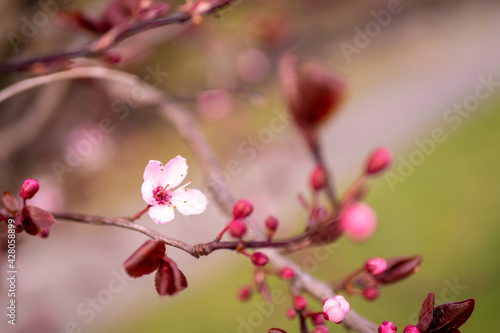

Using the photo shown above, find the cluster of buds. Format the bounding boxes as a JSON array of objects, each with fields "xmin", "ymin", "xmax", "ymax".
[
  {"xmin": 1, "ymin": 178, "xmax": 55, "ymax": 238},
  {"xmin": 336, "ymin": 147, "xmax": 392, "ymax": 243},
  {"xmin": 282, "ymin": 294, "xmax": 350, "ymax": 332},
  {"xmin": 336, "ymin": 256, "xmax": 422, "ymax": 302},
  {"xmin": 217, "ymin": 199, "xmax": 253, "ymax": 240}
]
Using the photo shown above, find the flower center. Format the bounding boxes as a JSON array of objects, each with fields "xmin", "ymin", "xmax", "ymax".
[{"xmin": 153, "ymin": 186, "xmax": 172, "ymax": 204}]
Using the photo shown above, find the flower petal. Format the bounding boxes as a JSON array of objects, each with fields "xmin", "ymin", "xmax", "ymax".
[
  {"xmin": 141, "ymin": 179, "xmax": 156, "ymax": 205},
  {"xmin": 162, "ymin": 155, "xmax": 188, "ymax": 189},
  {"xmin": 143, "ymin": 160, "xmax": 168, "ymax": 187},
  {"xmin": 171, "ymin": 189, "xmax": 207, "ymax": 215},
  {"xmin": 148, "ymin": 205, "xmax": 175, "ymax": 224}
]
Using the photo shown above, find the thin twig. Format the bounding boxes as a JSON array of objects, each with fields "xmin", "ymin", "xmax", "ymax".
[{"xmin": 0, "ymin": 0, "xmax": 235, "ymax": 73}]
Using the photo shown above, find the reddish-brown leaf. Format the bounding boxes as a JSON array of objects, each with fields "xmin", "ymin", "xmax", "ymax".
[
  {"xmin": 268, "ymin": 329, "xmax": 287, "ymax": 333},
  {"xmin": 123, "ymin": 240, "xmax": 165, "ymax": 278},
  {"xmin": 427, "ymin": 298, "xmax": 475, "ymax": 332},
  {"xmin": 22, "ymin": 206, "xmax": 56, "ymax": 236},
  {"xmin": 417, "ymin": 293, "xmax": 435, "ymax": 331},
  {"xmin": 375, "ymin": 256, "xmax": 422, "ymax": 285},
  {"xmin": 279, "ymin": 51, "xmax": 346, "ymax": 131},
  {"xmin": 155, "ymin": 256, "xmax": 188, "ymax": 296},
  {"xmin": 2, "ymin": 192, "xmax": 19, "ymax": 213}
]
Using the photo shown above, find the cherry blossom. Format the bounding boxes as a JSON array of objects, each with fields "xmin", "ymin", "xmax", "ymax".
[{"xmin": 141, "ymin": 156, "xmax": 208, "ymax": 224}]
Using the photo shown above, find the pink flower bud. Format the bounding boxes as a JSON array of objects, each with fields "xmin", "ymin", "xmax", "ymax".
[
  {"xmin": 340, "ymin": 203, "xmax": 378, "ymax": 242},
  {"xmin": 102, "ymin": 52, "xmax": 121, "ymax": 64},
  {"xmin": 378, "ymin": 321, "xmax": 397, "ymax": 333},
  {"xmin": 363, "ymin": 287, "xmax": 379, "ymax": 301},
  {"xmin": 402, "ymin": 325, "xmax": 420, "ymax": 333},
  {"xmin": 265, "ymin": 215, "xmax": 279, "ymax": 231},
  {"xmin": 238, "ymin": 286, "xmax": 252, "ymax": 301},
  {"xmin": 38, "ymin": 228, "xmax": 50, "ymax": 238},
  {"xmin": 366, "ymin": 148, "xmax": 392, "ymax": 176},
  {"xmin": 365, "ymin": 257, "xmax": 388, "ymax": 275},
  {"xmin": 323, "ymin": 295, "xmax": 350, "ymax": 324},
  {"xmin": 293, "ymin": 296, "xmax": 307, "ymax": 311},
  {"xmin": 233, "ymin": 199, "xmax": 254, "ymax": 218},
  {"xmin": 310, "ymin": 166, "xmax": 326, "ymax": 191},
  {"xmin": 312, "ymin": 326, "xmax": 330, "ymax": 333},
  {"xmin": 20, "ymin": 178, "xmax": 39, "ymax": 200},
  {"xmin": 251, "ymin": 252, "xmax": 269, "ymax": 267},
  {"xmin": 286, "ymin": 308, "xmax": 296, "ymax": 320},
  {"xmin": 311, "ymin": 313, "xmax": 325, "ymax": 326},
  {"xmin": 229, "ymin": 219, "xmax": 247, "ymax": 238},
  {"xmin": 279, "ymin": 266, "xmax": 295, "ymax": 280}
]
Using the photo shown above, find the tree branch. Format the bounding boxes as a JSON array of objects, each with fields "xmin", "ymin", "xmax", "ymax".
[
  {"xmin": 0, "ymin": 0, "xmax": 235, "ymax": 73},
  {"xmin": 2, "ymin": 66, "xmax": 378, "ymax": 332}
]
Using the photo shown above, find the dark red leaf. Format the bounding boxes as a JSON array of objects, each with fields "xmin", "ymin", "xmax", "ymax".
[
  {"xmin": 155, "ymin": 256, "xmax": 188, "ymax": 296},
  {"xmin": 417, "ymin": 293, "xmax": 435, "ymax": 331},
  {"xmin": 375, "ymin": 256, "xmax": 422, "ymax": 285},
  {"xmin": 2, "ymin": 192, "xmax": 19, "ymax": 213},
  {"xmin": 268, "ymin": 329, "xmax": 287, "ymax": 333},
  {"xmin": 427, "ymin": 298, "xmax": 475, "ymax": 332},
  {"xmin": 308, "ymin": 215, "xmax": 343, "ymax": 245},
  {"xmin": 123, "ymin": 240, "xmax": 165, "ymax": 278},
  {"xmin": 22, "ymin": 206, "xmax": 56, "ymax": 236}
]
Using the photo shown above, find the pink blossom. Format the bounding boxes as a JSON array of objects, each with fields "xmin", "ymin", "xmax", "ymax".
[
  {"xmin": 323, "ymin": 295, "xmax": 350, "ymax": 324},
  {"xmin": 340, "ymin": 202, "xmax": 378, "ymax": 242},
  {"xmin": 365, "ymin": 257, "xmax": 388, "ymax": 275},
  {"xmin": 378, "ymin": 321, "xmax": 397, "ymax": 333},
  {"xmin": 141, "ymin": 156, "xmax": 208, "ymax": 224}
]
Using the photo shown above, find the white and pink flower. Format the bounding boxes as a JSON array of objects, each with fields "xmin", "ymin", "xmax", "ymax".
[{"xmin": 141, "ymin": 156, "xmax": 208, "ymax": 224}]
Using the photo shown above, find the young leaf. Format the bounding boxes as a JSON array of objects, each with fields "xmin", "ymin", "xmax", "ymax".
[
  {"xmin": 22, "ymin": 205, "xmax": 56, "ymax": 236},
  {"xmin": 155, "ymin": 256, "xmax": 188, "ymax": 296},
  {"xmin": 123, "ymin": 240, "xmax": 165, "ymax": 278}
]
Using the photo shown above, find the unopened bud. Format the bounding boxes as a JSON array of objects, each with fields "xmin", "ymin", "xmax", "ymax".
[
  {"xmin": 238, "ymin": 286, "xmax": 252, "ymax": 301},
  {"xmin": 38, "ymin": 228, "xmax": 50, "ymax": 238},
  {"xmin": 102, "ymin": 52, "xmax": 121, "ymax": 64},
  {"xmin": 265, "ymin": 215, "xmax": 279, "ymax": 231},
  {"xmin": 293, "ymin": 296, "xmax": 307, "ymax": 311},
  {"xmin": 229, "ymin": 219, "xmax": 247, "ymax": 238},
  {"xmin": 233, "ymin": 199, "xmax": 253, "ymax": 218},
  {"xmin": 402, "ymin": 325, "xmax": 420, "ymax": 333},
  {"xmin": 340, "ymin": 202, "xmax": 378, "ymax": 242},
  {"xmin": 366, "ymin": 148, "xmax": 392, "ymax": 176},
  {"xmin": 310, "ymin": 166, "xmax": 326, "ymax": 191},
  {"xmin": 363, "ymin": 287, "xmax": 379, "ymax": 301},
  {"xmin": 311, "ymin": 326, "xmax": 330, "ymax": 333},
  {"xmin": 251, "ymin": 252, "xmax": 269, "ymax": 267},
  {"xmin": 20, "ymin": 178, "xmax": 39, "ymax": 200},
  {"xmin": 280, "ymin": 52, "xmax": 346, "ymax": 131},
  {"xmin": 311, "ymin": 313, "xmax": 325, "ymax": 326},
  {"xmin": 323, "ymin": 295, "xmax": 350, "ymax": 324},
  {"xmin": 378, "ymin": 321, "xmax": 397, "ymax": 333},
  {"xmin": 279, "ymin": 266, "xmax": 295, "ymax": 280},
  {"xmin": 365, "ymin": 257, "xmax": 388, "ymax": 275},
  {"xmin": 286, "ymin": 308, "xmax": 296, "ymax": 320}
]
